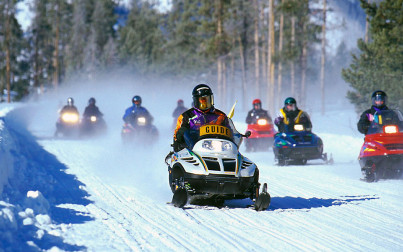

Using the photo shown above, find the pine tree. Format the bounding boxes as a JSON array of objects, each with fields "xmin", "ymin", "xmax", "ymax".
[
  {"xmin": 0, "ymin": 0, "xmax": 29, "ymax": 102},
  {"xmin": 118, "ymin": 0, "xmax": 166, "ymax": 74},
  {"xmin": 342, "ymin": 0, "xmax": 403, "ymax": 111},
  {"xmin": 164, "ymin": 0, "xmax": 208, "ymax": 75}
]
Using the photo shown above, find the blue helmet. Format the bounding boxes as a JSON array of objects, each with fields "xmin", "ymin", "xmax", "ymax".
[{"xmin": 132, "ymin": 95, "xmax": 142, "ymax": 107}]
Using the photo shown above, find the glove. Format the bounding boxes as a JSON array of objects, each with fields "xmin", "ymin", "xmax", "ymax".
[
  {"xmin": 173, "ymin": 141, "xmax": 186, "ymax": 152},
  {"xmin": 274, "ymin": 117, "xmax": 283, "ymax": 125},
  {"xmin": 367, "ymin": 114, "xmax": 374, "ymax": 122}
]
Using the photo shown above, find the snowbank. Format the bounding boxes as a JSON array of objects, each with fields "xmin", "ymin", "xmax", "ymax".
[
  {"xmin": 0, "ymin": 105, "xmax": 16, "ymax": 196},
  {"xmin": 0, "ymin": 104, "xmax": 88, "ymax": 251}
]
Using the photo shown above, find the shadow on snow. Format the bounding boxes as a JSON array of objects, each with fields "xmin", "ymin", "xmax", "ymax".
[
  {"xmin": 217, "ymin": 195, "xmax": 379, "ymax": 211},
  {"xmin": 1, "ymin": 108, "xmax": 93, "ymax": 251},
  {"xmin": 269, "ymin": 195, "xmax": 379, "ymax": 211}
]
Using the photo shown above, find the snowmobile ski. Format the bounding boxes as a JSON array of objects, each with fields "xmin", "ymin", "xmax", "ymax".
[
  {"xmin": 254, "ymin": 183, "xmax": 271, "ymax": 211},
  {"xmin": 172, "ymin": 188, "xmax": 188, "ymax": 208}
]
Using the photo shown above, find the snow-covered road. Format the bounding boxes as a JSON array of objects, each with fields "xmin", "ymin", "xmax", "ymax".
[{"xmin": 1, "ymin": 101, "xmax": 402, "ymax": 251}]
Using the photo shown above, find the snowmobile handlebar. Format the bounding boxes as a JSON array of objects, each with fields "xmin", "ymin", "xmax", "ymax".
[{"xmin": 242, "ymin": 131, "xmax": 251, "ymax": 138}]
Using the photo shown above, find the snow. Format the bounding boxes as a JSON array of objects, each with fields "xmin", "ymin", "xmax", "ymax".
[{"xmin": 1, "ymin": 84, "xmax": 402, "ymax": 251}]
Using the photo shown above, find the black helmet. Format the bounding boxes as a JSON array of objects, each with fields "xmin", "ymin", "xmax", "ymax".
[
  {"xmin": 192, "ymin": 84, "xmax": 214, "ymax": 111},
  {"xmin": 284, "ymin": 97, "xmax": 297, "ymax": 111},
  {"xmin": 67, "ymin": 97, "xmax": 74, "ymax": 106},
  {"xmin": 89, "ymin": 97, "xmax": 96, "ymax": 105},
  {"xmin": 371, "ymin": 90, "xmax": 387, "ymax": 108},
  {"xmin": 132, "ymin": 95, "xmax": 142, "ymax": 107}
]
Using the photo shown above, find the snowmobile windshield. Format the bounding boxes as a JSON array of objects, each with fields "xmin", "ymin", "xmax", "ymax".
[
  {"xmin": 183, "ymin": 119, "xmax": 242, "ymax": 150},
  {"xmin": 367, "ymin": 109, "xmax": 403, "ymax": 134}
]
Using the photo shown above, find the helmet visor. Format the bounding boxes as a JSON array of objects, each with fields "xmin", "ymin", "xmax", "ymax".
[
  {"xmin": 197, "ymin": 95, "xmax": 213, "ymax": 110},
  {"xmin": 372, "ymin": 94, "xmax": 386, "ymax": 107}
]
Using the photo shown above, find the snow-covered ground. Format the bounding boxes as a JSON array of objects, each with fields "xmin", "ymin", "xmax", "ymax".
[{"xmin": 1, "ymin": 88, "xmax": 402, "ymax": 251}]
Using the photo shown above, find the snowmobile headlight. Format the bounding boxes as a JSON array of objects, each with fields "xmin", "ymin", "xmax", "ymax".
[
  {"xmin": 61, "ymin": 113, "xmax": 79, "ymax": 123},
  {"xmin": 384, "ymin": 125, "xmax": 397, "ymax": 134},
  {"xmin": 222, "ymin": 142, "xmax": 232, "ymax": 151},
  {"xmin": 257, "ymin": 119, "xmax": 267, "ymax": 125},
  {"xmin": 202, "ymin": 140, "xmax": 214, "ymax": 150},
  {"xmin": 294, "ymin": 124, "xmax": 304, "ymax": 131},
  {"xmin": 90, "ymin": 116, "xmax": 97, "ymax": 122},
  {"xmin": 137, "ymin": 117, "xmax": 146, "ymax": 126},
  {"xmin": 201, "ymin": 140, "xmax": 232, "ymax": 152}
]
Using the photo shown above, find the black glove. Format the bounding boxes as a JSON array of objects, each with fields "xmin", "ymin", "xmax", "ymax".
[{"xmin": 173, "ymin": 140, "xmax": 187, "ymax": 152}]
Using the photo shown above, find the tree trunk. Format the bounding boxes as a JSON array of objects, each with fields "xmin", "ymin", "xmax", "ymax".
[
  {"xmin": 53, "ymin": 3, "xmax": 60, "ymax": 91},
  {"xmin": 277, "ymin": 0, "xmax": 284, "ymax": 110},
  {"xmin": 230, "ymin": 39, "xmax": 235, "ymax": 108},
  {"xmin": 291, "ymin": 16, "xmax": 296, "ymax": 97},
  {"xmin": 365, "ymin": 0, "xmax": 371, "ymax": 43},
  {"xmin": 216, "ymin": 0, "xmax": 224, "ymax": 105},
  {"xmin": 267, "ymin": 0, "xmax": 275, "ymax": 112},
  {"xmin": 223, "ymin": 59, "xmax": 227, "ymax": 109},
  {"xmin": 320, "ymin": 0, "xmax": 327, "ymax": 115},
  {"xmin": 253, "ymin": 0, "xmax": 260, "ymax": 98},
  {"xmin": 5, "ymin": 4, "xmax": 11, "ymax": 103},
  {"xmin": 6, "ymin": 48, "xmax": 11, "ymax": 103},
  {"xmin": 300, "ymin": 22, "xmax": 307, "ymax": 108},
  {"xmin": 260, "ymin": 3, "xmax": 267, "ymax": 82},
  {"xmin": 238, "ymin": 35, "xmax": 247, "ymax": 111}
]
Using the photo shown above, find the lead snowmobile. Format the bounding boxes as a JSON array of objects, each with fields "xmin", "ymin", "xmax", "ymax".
[
  {"xmin": 359, "ymin": 109, "xmax": 403, "ymax": 182},
  {"xmin": 165, "ymin": 119, "xmax": 270, "ymax": 211}
]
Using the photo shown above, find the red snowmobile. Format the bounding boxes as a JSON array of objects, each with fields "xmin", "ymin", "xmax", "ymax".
[
  {"xmin": 359, "ymin": 109, "xmax": 403, "ymax": 182},
  {"xmin": 245, "ymin": 117, "xmax": 276, "ymax": 152}
]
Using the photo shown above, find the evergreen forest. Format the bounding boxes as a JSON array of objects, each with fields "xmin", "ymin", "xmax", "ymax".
[{"xmin": 0, "ymin": 0, "xmax": 402, "ymax": 113}]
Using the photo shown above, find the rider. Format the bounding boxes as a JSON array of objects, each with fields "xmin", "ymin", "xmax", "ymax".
[
  {"xmin": 173, "ymin": 84, "xmax": 230, "ymax": 152},
  {"xmin": 274, "ymin": 97, "xmax": 312, "ymax": 133},
  {"xmin": 123, "ymin": 95, "xmax": 153, "ymax": 125},
  {"xmin": 172, "ymin": 99, "xmax": 188, "ymax": 120},
  {"xmin": 55, "ymin": 97, "xmax": 79, "ymax": 136},
  {"xmin": 60, "ymin": 97, "xmax": 79, "ymax": 115},
  {"xmin": 245, "ymin": 99, "xmax": 272, "ymax": 124},
  {"xmin": 83, "ymin": 97, "xmax": 103, "ymax": 118},
  {"xmin": 357, "ymin": 90, "xmax": 389, "ymax": 135}
]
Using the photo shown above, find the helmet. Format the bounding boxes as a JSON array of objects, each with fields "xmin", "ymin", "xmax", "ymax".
[
  {"xmin": 132, "ymin": 95, "xmax": 142, "ymax": 107},
  {"xmin": 192, "ymin": 84, "xmax": 214, "ymax": 111},
  {"xmin": 252, "ymin": 99, "xmax": 261, "ymax": 110},
  {"xmin": 88, "ymin": 97, "xmax": 96, "ymax": 105},
  {"xmin": 67, "ymin": 97, "xmax": 74, "ymax": 106},
  {"xmin": 371, "ymin": 90, "xmax": 387, "ymax": 108},
  {"xmin": 284, "ymin": 97, "xmax": 297, "ymax": 111},
  {"xmin": 177, "ymin": 99, "xmax": 184, "ymax": 106}
]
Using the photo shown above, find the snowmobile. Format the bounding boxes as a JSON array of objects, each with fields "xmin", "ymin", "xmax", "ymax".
[
  {"xmin": 55, "ymin": 110, "xmax": 80, "ymax": 137},
  {"xmin": 121, "ymin": 111, "xmax": 158, "ymax": 144},
  {"xmin": 273, "ymin": 124, "xmax": 331, "ymax": 165},
  {"xmin": 359, "ymin": 109, "xmax": 403, "ymax": 182},
  {"xmin": 245, "ymin": 116, "xmax": 276, "ymax": 152},
  {"xmin": 165, "ymin": 119, "xmax": 271, "ymax": 211},
  {"xmin": 80, "ymin": 114, "xmax": 107, "ymax": 137}
]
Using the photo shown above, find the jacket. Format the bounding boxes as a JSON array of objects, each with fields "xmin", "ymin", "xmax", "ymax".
[
  {"xmin": 357, "ymin": 105, "xmax": 389, "ymax": 134},
  {"xmin": 245, "ymin": 109, "xmax": 272, "ymax": 124},
  {"xmin": 173, "ymin": 107, "xmax": 229, "ymax": 151},
  {"xmin": 274, "ymin": 107, "xmax": 312, "ymax": 132}
]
